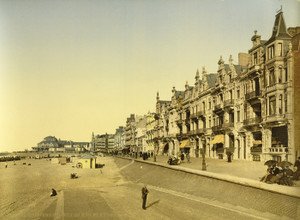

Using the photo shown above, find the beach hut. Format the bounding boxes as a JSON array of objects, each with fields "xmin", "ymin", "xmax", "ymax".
[
  {"xmin": 58, "ymin": 157, "xmax": 67, "ymax": 165},
  {"xmin": 77, "ymin": 155, "xmax": 96, "ymax": 169}
]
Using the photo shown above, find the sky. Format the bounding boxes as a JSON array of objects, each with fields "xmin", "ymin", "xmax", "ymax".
[{"xmin": 0, "ymin": 0, "xmax": 299, "ymax": 152}]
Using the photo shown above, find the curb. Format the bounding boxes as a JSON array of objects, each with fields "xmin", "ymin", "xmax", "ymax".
[{"xmin": 116, "ymin": 156, "xmax": 300, "ymax": 199}]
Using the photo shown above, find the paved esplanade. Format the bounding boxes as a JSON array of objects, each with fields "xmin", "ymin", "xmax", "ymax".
[{"xmin": 1, "ymin": 157, "xmax": 299, "ymax": 220}]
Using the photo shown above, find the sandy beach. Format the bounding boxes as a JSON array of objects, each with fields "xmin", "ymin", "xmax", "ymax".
[{"xmin": 0, "ymin": 157, "xmax": 127, "ymax": 219}]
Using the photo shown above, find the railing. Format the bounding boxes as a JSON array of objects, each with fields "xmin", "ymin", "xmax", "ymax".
[
  {"xmin": 222, "ymin": 122, "xmax": 234, "ymax": 128},
  {"xmin": 251, "ymin": 145, "xmax": 262, "ymax": 153},
  {"xmin": 191, "ymin": 110, "xmax": 205, "ymax": 119},
  {"xmin": 197, "ymin": 110, "xmax": 205, "ymax": 117},
  {"xmin": 224, "ymin": 99, "xmax": 234, "ymax": 107},
  {"xmin": 214, "ymin": 104, "xmax": 223, "ymax": 112},
  {"xmin": 268, "ymin": 146, "xmax": 288, "ymax": 154},
  {"xmin": 243, "ymin": 117, "xmax": 261, "ymax": 126},
  {"xmin": 212, "ymin": 125, "xmax": 223, "ymax": 132},
  {"xmin": 245, "ymin": 90, "xmax": 261, "ymax": 100},
  {"xmin": 196, "ymin": 128, "xmax": 207, "ymax": 134}
]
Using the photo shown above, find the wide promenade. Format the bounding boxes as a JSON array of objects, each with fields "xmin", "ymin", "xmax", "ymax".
[{"xmin": 0, "ymin": 156, "xmax": 299, "ymax": 219}]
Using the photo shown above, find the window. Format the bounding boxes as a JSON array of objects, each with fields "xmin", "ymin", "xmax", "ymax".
[
  {"xmin": 237, "ymin": 111, "xmax": 240, "ymax": 122},
  {"xmin": 244, "ymin": 104, "xmax": 247, "ymax": 120},
  {"xmin": 279, "ymin": 95, "xmax": 282, "ymax": 114},
  {"xmin": 278, "ymin": 67, "xmax": 282, "ymax": 83},
  {"xmin": 237, "ymin": 89, "xmax": 240, "ymax": 99},
  {"xmin": 285, "ymin": 67, "xmax": 288, "ymax": 82},
  {"xmin": 268, "ymin": 45, "xmax": 274, "ymax": 59},
  {"xmin": 284, "ymin": 94, "xmax": 288, "ymax": 113},
  {"xmin": 253, "ymin": 52, "xmax": 258, "ymax": 64},
  {"xmin": 253, "ymin": 155, "xmax": 261, "ymax": 162},
  {"xmin": 278, "ymin": 43, "xmax": 282, "ymax": 56},
  {"xmin": 209, "ymin": 101, "xmax": 211, "ymax": 110},
  {"xmin": 269, "ymin": 69, "xmax": 275, "ymax": 86},
  {"xmin": 209, "ymin": 118, "xmax": 211, "ymax": 128},
  {"xmin": 269, "ymin": 96, "xmax": 276, "ymax": 115}
]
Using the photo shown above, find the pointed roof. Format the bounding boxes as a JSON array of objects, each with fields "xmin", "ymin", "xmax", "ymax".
[{"xmin": 266, "ymin": 11, "xmax": 291, "ymax": 45}]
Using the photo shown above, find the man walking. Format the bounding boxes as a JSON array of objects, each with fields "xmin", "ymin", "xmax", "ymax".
[{"xmin": 141, "ymin": 185, "xmax": 149, "ymax": 210}]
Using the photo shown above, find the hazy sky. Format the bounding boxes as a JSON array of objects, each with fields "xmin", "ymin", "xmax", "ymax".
[{"xmin": 0, "ymin": 0, "xmax": 299, "ymax": 152}]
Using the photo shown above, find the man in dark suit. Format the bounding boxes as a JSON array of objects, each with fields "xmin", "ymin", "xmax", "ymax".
[{"xmin": 141, "ymin": 185, "xmax": 149, "ymax": 210}]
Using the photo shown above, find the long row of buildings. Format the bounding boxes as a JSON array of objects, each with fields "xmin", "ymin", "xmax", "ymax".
[
  {"xmin": 32, "ymin": 11, "xmax": 299, "ymax": 164},
  {"xmin": 115, "ymin": 11, "xmax": 300, "ymax": 163}
]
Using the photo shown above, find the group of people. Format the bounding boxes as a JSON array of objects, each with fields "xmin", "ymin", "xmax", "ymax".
[
  {"xmin": 260, "ymin": 157, "xmax": 300, "ymax": 186},
  {"xmin": 167, "ymin": 152, "xmax": 191, "ymax": 165}
]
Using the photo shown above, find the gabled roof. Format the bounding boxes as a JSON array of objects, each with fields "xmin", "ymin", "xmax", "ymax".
[
  {"xmin": 266, "ymin": 11, "xmax": 291, "ymax": 45},
  {"xmin": 158, "ymin": 100, "xmax": 171, "ymax": 105},
  {"xmin": 206, "ymin": 74, "xmax": 217, "ymax": 87},
  {"xmin": 175, "ymin": 91, "xmax": 185, "ymax": 99}
]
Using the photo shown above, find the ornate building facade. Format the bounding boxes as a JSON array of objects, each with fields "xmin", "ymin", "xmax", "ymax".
[{"xmin": 155, "ymin": 11, "xmax": 298, "ymax": 163}]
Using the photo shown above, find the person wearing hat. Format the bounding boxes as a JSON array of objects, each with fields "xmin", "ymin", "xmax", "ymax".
[{"xmin": 141, "ymin": 185, "xmax": 149, "ymax": 210}]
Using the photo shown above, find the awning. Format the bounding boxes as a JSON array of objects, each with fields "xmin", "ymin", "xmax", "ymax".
[
  {"xmin": 253, "ymin": 140, "xmax": 262, "ymax": 145},
  {"xmin": 161, "ymin": 143, "xmax": 168, "ymax": 149},
  {"xmin": 179, "ymin": 140, "xmax": 190, "ymax": 148},
  {"xmin": 210, "ymin": 135, "xmax": 224, "ymax": 145}
]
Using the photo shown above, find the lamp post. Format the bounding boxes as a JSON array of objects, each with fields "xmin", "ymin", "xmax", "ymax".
[{"xmin": 201, "ymin": 137, "xmax": 207, "ymax": 171}]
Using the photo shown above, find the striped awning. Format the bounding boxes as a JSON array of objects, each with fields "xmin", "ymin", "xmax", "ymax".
[
  {"xmin": 179, "ymin": 139, "xmax": 190, "ymax": 148},
  {"xmin": 210, "ymin": 135, "xmax": 225, "ymax": 145}
]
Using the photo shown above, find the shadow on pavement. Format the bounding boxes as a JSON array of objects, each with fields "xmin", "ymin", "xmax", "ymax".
[{"xmin": 146, "ymin": 200, "xmax": 160, "ymax": 209}]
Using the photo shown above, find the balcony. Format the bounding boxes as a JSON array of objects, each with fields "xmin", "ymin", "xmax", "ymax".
[
  {"xmin": 195, "ymin": 128, "xmax": 207, "ymax": 134},
  {"xmin": 266, "ymin": 83, "xmax": 285, "ymax": 93},
  {"xmin": 267, "ymin": 146, "xmax": 289, "ymax": 154},
  {"xmin": 212, "ymin": 125, "xmax": 223, "ymax": 133},
  {"xmin": 264, "ymin": 114, "xmax": 286, "ymax": 124},
  {"xmin": 245, "ymin": 91, "xmax": 261, "ymax": 105},
  {"xmin": 224, "ymin": 99, "xmax": 235, "ymax": 108},
  {"xmin": 213, "ymin": 104, "xmax": 224, "ymax": 113},
  {"xmin": 191, "ymin": 110, "xmax": 205, "ymax": 120},
  {"xmin": 222, "ymin": 122, "xmax": 234, "ymax": 128},
  {"xmin": 243, "ymin": 117, "xmax": 261, "ymax": 126},
  {"xmin": 176, "ymin": 132, "xmax": 188, "ymax": 139},
  {"xmin": 251, "ymin": 145, "xmax": 262, "ymax": 153},
  {"xmin": 191, "ymin": 113, "xmax": 197, "ymax": 119}
]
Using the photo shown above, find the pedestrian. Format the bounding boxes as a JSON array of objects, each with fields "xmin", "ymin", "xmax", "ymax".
[
  {"xmin": 50, "ymin": 188, "xmax": 57, "ymax": 197},
  {"xmin": 180, "ymin": 153, "xmax": 184, "ymax": 161},
  {"xmin": 293, "ymin": 157, "xmax": 300, "ymax": 180},
  {"xmin": 5, "ymin": 161, "xmax": 8, "ymax": 168},
  {"xmin": 141, "ymin": 185, "xmax": 149, "ymax": 210},
  {"xmin": 186, "ymin": 152, "xmax": 190, "ymax": 163}
]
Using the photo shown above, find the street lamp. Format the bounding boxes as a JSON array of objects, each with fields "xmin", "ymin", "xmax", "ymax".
[{"xmin": 201, "ymin": 137, "xmax": 207, "ymax": 171}]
